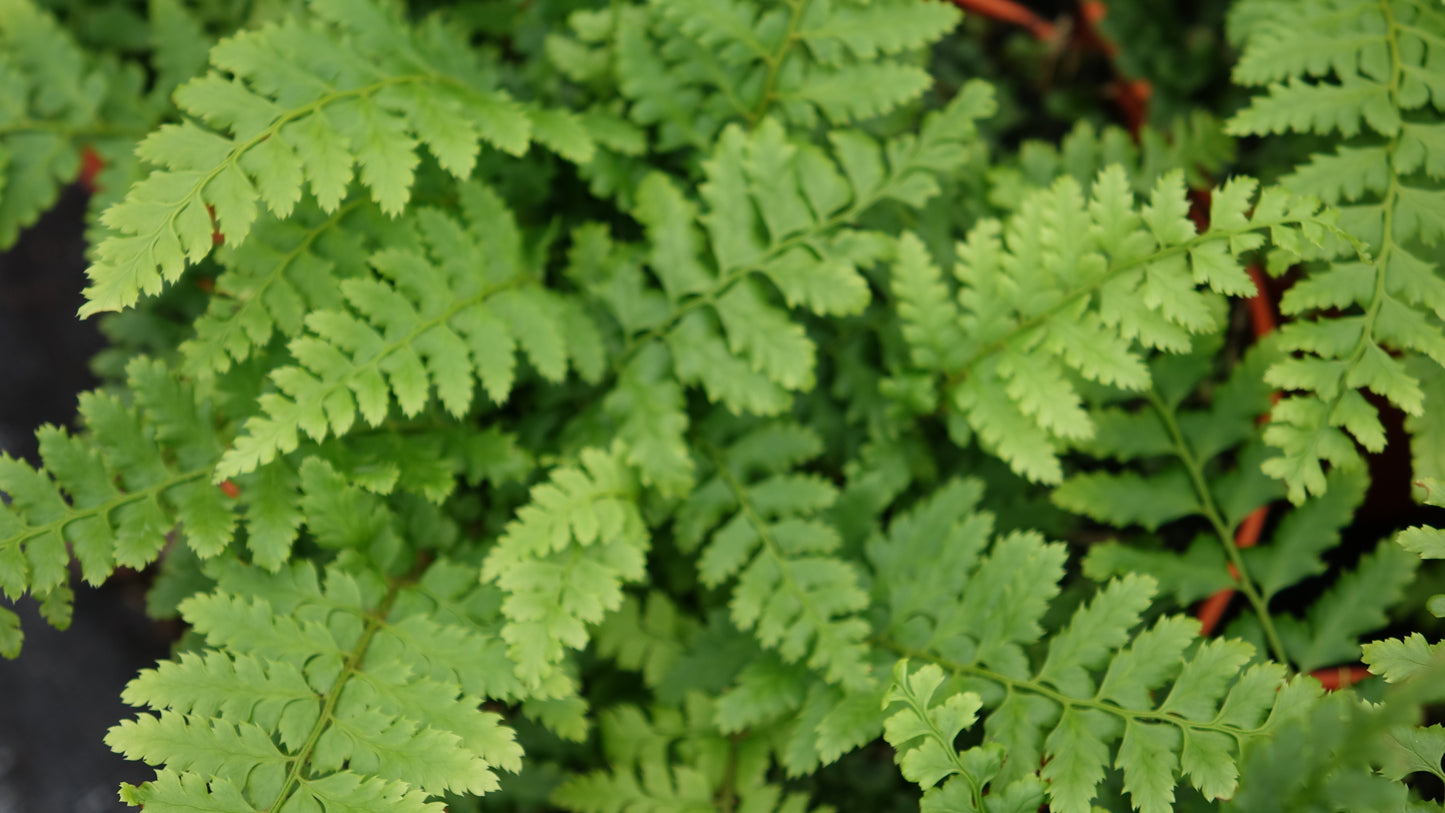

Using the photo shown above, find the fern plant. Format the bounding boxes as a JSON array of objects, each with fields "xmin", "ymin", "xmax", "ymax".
[{"xmin": 3, "ymin": 0, "xmax": 1445, "ymax": 811}]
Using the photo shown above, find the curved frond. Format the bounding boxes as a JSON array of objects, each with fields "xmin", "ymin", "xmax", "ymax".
[
  {"xmin": 216, "ymin": 183, "xmax": 602, "ymax": 478},
  {"xmin": 677, "ymin": 422, "xmax": 872, "ymax": 690},
  {"xmin": 79, "ymin": 0, "xmax": 592, "ymax": 317},
  {"xmin": 1228, "ymin": 0, "xmax": 1445, "ymax": 501},
  {"xmin": 107, "ymin": 557, "xmax": 524, "ymax": 811},
  {"xmin": 869, "ymin": 481, "xmax": 1323, "ymax": 813}
]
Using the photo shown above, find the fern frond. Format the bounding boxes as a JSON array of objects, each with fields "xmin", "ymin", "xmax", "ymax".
[
  {"xmin": 0, "ymin": 358, "xmax": 239, "ymax": 639},
  {"xmin": 552, "ymin": 696, "xmax": 831, "ymax": 813},
  {"xmin": 868, "ymin": 479, "xmax": 1322, "ymax": 812},
  {"xmin": 677, "ymin": 422, "xmax": 872, "ymax": 690},
  {"xmin": 1228, "ymin": 0, "xmax": 1445, "ymax": 501},
  {"xmin": 882, "ymin": 660, "xmax": 1047, "ymax": 813},
  {"xmin": 891, "ymin": 169, "xmax": 1336, "ymax": 483},
  {"xmin": 0, "ymin": 0, "xmax": 135, "ymax": 248},
  {"xmin": 107, "ymin": 557, "xmax": 523, "ymax": 811},
  {"xmin": 1227, "ymin": 686, "xmax": 1421, "ymax": 812},
  {"xmin": 79, "ymin": 0, "xmax": 592, "ymax": 317},
  {"xmin": 215, "ymin": 183, "xmax": 602, "ymax": 478},
  {"xmin": 992, "ymin": 113, "xmax": 1237, "ymax": 208},
  {"xmin": 548, "ymin": 0, "xmax": 958, "ymax": 154},
  {"xmin": 480, "ymin": 446, "xmax": 649, "ymax": 690},
  {"xmin": 178, "ymin": 199, "xmax": 382, "ymax": 381}
]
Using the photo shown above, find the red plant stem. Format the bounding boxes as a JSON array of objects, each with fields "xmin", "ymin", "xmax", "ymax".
[
  {"xmin": 78, "ymin": 146, "xmax": 105, "ymax": 193},
  {"xmin": 1074, "ymin": 2, "xmax": 1152, "ymax": 135},
  {"xmin": 1195, "ymin": 266, "xmax": 1277, "ymax": 636},
  {"xmin": 1244, "ymin": 265, "xmax": 1278, "ymax": 339},
  {"xmin": 1310, "ymin": 665, "xmax": 1371, "ymax": 691},
  {"xmin": 950, "ymin": 0, "xmax": 1057, "ymax": 41}
]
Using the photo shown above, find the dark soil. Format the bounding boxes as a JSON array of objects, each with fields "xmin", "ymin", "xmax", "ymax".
[{"xmin": 0, "ymin": 185, "xmax": 170, "ymax": 812}]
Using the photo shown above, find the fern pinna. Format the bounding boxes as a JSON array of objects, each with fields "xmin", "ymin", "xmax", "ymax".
[{"xmin": 3, "ymin": 0, "xmax": 1445, "ymax": 811}]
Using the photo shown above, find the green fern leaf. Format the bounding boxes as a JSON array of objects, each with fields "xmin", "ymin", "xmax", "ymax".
[
  {"xmin": 679, "ymin": 422, "xmax": 871, "ymax": 689},
  {"xmin": 553, "ymin": 697, "xmax": 830, "ymax": 813},
  {"xmin": 481, "ymin": 447, "xmax": 649, "ymax": 689},
  {"xmin": 79, "ymin": 0, "xmax": 585, "ymax": 317},
  {"xmin": 1229, "ymin": 0, "xmax": 1445, "ymax": 501},
  {"xmin": 216, "ymin": 187, "xmax": 598, "ymax": 478},
  {"xmin": 179, "ymin": 200, "xmax": 381, "ymax": 380},
  {"xmin": 1364, "ymin": 632, "xmax": 1445, "ymax": 683},
  {"xmin": 868, "ymin": 480, "xmax": 1318, "ymax": 811},
  {"xmin": 108, "ymin": 557, "xmax": 521, "ymax": 810},
  {"xmin": 893, "ymin": 169, "xmax": 1332, "ymax": 483}
]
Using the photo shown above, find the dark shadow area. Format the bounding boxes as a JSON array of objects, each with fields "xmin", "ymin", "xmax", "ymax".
[{"xmin": 0, "ymin": 184, "xmax": 167, "ymax": 811}]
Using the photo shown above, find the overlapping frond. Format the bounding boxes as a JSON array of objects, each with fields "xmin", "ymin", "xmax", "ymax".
[
  {"xmin": 552, "ymin": 696, "xmax": 831, "ymax": 813},
  {"xmin": 215, "ymin": 183, "xmax": 604, "ymax": 478},
  {"xmin": 107, "ymin": 557, "xmax": 524, "ymax": 811},
  {"xmin": 868, "ymin": 480, "xmax": 1322, "ymax": 813},
  {"xmin": 1228, "ymin": 0, "xmax": 1445, "ymax": 501},
  {"xmin": 79, "ymin": 0, "xmax": 594, "ymax": 317},
  {"xmin": 0, "ymin": 357, "xmax": 234, "ymax": 648},
  {"xmin": 547, "ymin": 0, "xmax": 959, "ymax": 152},
  {"xmin": 889, "ymin": 169, "xmax": 1341, "ymax": 483},
  {"xmin": 0, "ymin": 0, "xmax": 121, "ymax": 247},
  {"xmin": 480, "ymin": 447, "xmax": 650, "ymax": 690},
  {"xmin": 676, "ymin": 422, "xmax": 872, "ymax": 689},
  {"xmin": 571, "ymin": 85, "xmax": 992, "ymax": 490}
]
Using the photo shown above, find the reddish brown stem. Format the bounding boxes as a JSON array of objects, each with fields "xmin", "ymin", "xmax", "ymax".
[
  {"xmin": 78, "ymin": 146, "xmax": 105, "ymax": 193},
  {"xmin": 950, "ymin": 0, "xmax": 1057, "ymax": 41},
  {"xmin": 1195, "ymin": 266, "xmax": 1278, "ymax": 636},
  {"xmin": 1310, "ymin": 665, "xmax": 1371, "ymax": 691}
]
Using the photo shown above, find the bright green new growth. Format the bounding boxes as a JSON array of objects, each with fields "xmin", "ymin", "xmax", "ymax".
[
  {"xmin": 107, "ymin": 558, "xmax": 525, "ymax": 811},
  {"xmin": 214, "ymin": 181, "xmax": 603, "ymax": 479},
  {"xmin": 890, "ymin": 169, "xmax": 1341, "ymax": 484},
  {"xmin": 868, "ymin": 480, "xmax": 1317, "ymax": 813},
  {"xmin": 78, "ymin": 0, "xmax": 590, "ymax": 317},
  {"xmin": 2, "ymin": 0, "xmax": 1444, "ymax": 810}
]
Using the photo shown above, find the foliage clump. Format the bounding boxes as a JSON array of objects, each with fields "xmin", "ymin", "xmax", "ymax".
[{"xmin": 3, "ymin": 0, "xmax": 1445, "ymax": 810}]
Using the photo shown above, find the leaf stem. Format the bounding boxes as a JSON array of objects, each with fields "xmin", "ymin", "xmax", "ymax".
[{"xmin": 1145, "ymin": 388, "xmax": 1290, "ymax": 666}]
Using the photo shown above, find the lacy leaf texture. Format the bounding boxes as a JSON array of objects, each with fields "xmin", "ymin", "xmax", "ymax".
[{"xmin": 2, "ymin": 0, "xmax": 1445, "ymax": 811}]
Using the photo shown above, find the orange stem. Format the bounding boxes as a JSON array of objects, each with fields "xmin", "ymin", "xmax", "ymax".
[
  {"xmin": 1310, "ymin": 665, "xmax": 1371, "ymax": 691},
  {"xmin": 1195, "ymin": 266, "xmax": 1278, "ymax": 636},
  {"xmin": 950, "ymin": 0, "xmax": 1056, "ymax": 41},
  {"xmin": 78, "ymin": 146, "xmax": 105, "ymax": 193}
]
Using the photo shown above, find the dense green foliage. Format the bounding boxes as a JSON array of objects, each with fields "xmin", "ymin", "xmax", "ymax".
[{"xmin": 3, "ymin": 0, "xmax": 1445, "ymax": 810}]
